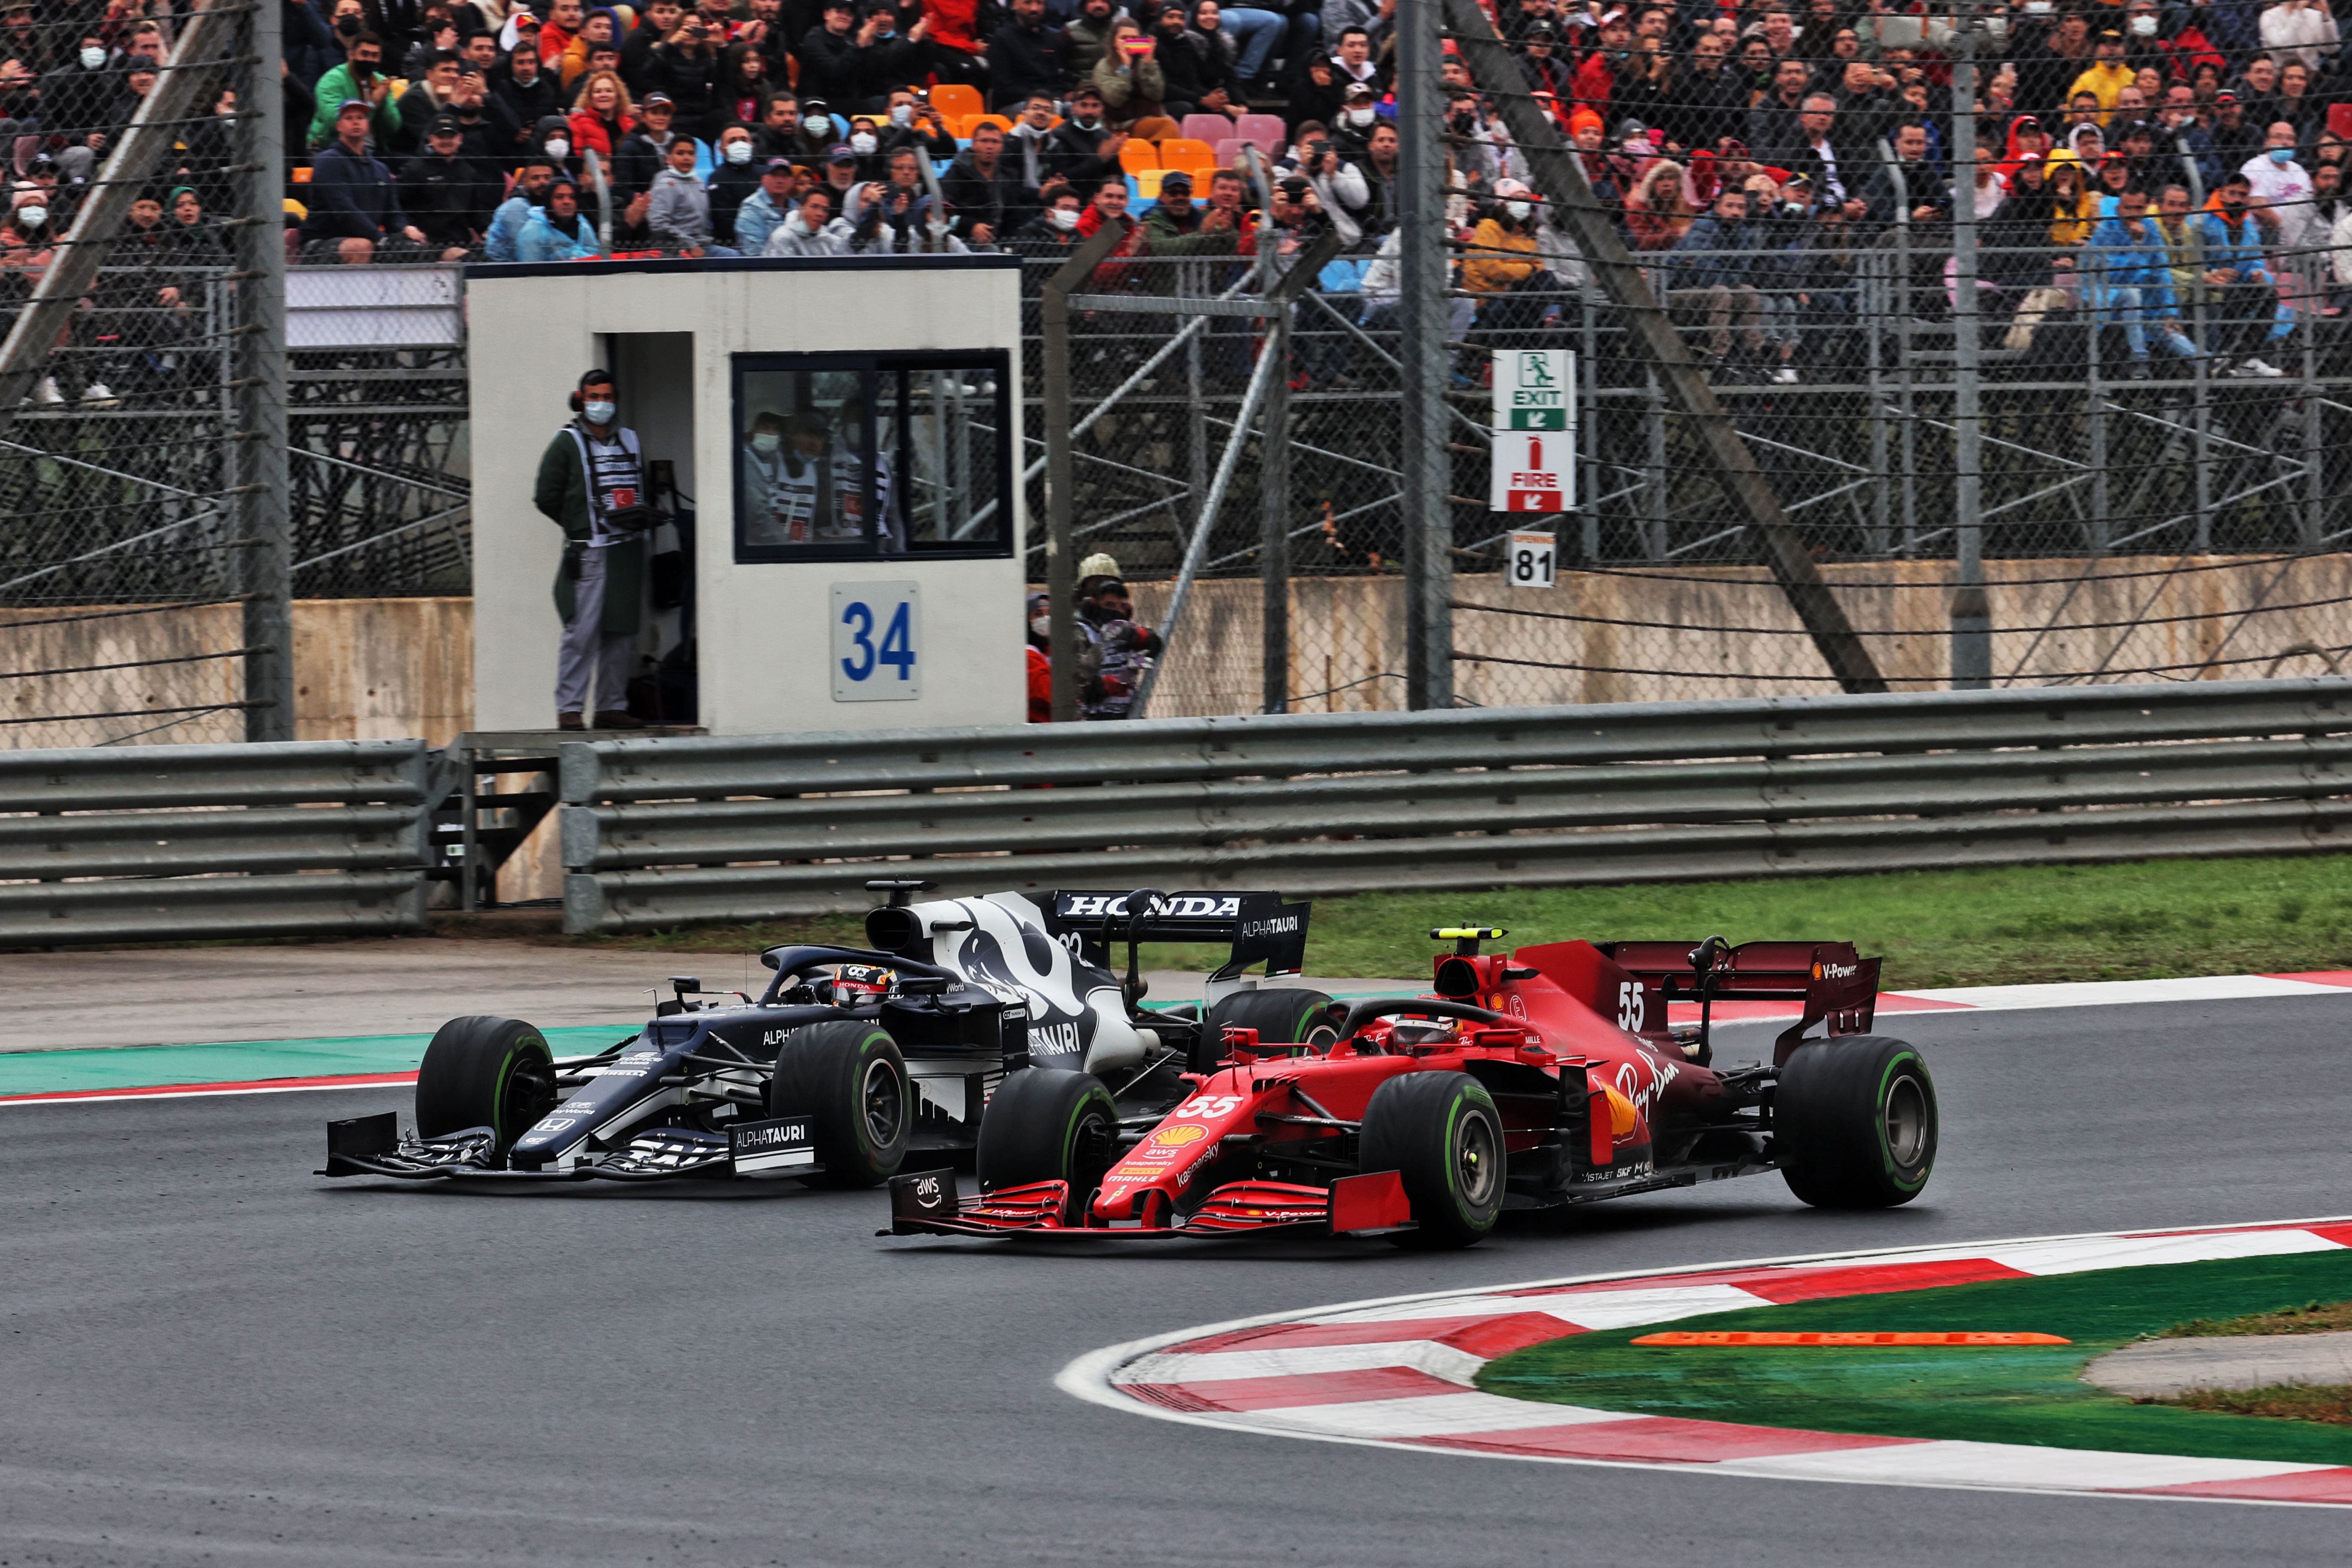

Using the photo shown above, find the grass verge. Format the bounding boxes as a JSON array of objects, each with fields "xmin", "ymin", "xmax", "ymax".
[
  {"xmin": 535, "ymin": 853, "xmax": 2352, "ymax": 990},
  {"xmin": 2158, "ymin": 1384, "xmax": 2352, "ymax": 1426},
  {"xmin": 1475, "ymin": 1251, "xmax": 2352, "ymax": 1464},
  {"xmin": 2164, "ymin": 1299, "xmax": 2352, "ymax": 1338}
]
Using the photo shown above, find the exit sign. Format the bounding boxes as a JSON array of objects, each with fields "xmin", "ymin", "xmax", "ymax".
[{"xmin": 1496, "ymin": 349, "xmax": 1571, "ymax": 431}]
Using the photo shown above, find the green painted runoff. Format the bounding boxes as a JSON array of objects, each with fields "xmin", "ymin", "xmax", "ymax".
[
  {"xmin": 0, "ymin": 1025, "xmax": 641, "ymax": 1098},
  {"xmin": 1477, "ymin": 1252, "xmax": 2352, "ymax": 1464}
]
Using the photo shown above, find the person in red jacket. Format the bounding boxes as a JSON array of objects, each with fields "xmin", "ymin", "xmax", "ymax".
[
  {"xmin": 568, "ymin": 69, "xmax": 636, "ymax": 165},
  {"xmin": 1025, "ymin": 591, "xmax": 1054, "ymax": 723},
  {"xmin": 923, "ymin": 0, "xmax": 989, "ymax": 89}
]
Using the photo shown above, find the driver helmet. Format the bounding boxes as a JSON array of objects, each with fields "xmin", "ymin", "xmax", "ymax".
[{"xmin": 829, "ymin": 963, "xmax": 892, "ymax": 1003}]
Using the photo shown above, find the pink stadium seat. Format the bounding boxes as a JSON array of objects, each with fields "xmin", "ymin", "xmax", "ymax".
[
  {"xmin": 1181, "ymin": 113, "xmax": 1235, "ymax": 147},
  {"xmin": 1232, "ymin": 113, "xmax": 1287, "ymax": 155}
]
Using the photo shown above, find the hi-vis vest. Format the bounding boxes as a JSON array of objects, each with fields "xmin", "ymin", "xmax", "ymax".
[{"xmin": 746, "ymin": 435, "xmax": 896, "ymax": 546}]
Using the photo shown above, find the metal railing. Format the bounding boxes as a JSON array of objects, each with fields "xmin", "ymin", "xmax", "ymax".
[
  {"xmin": 0, "ymin": 739, "xmax": 432, "ymax": 944},
  {"xmin": 555, "ymin": 675, "xmax": 2352, "ymax": 933}
]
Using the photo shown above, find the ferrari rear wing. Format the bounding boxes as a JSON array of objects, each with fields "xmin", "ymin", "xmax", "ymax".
[
  {"xmin": 1042, "ymin": 889, "xmax": 1311, "ymax": 980},
  {"xmin": 1601, "ymin": 938, "xmax": 1881, "ymax": 1061}
]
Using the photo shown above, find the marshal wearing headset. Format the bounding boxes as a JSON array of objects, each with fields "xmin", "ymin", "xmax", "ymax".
[{"xmin": 534, "ymin": 368, "xmax": 665, "ymax": 730}]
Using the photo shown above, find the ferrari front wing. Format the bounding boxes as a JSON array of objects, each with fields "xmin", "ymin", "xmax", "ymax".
[{"xmin": 879, "ymin": 1167, "xmax": 1413, "ymax": 1240}]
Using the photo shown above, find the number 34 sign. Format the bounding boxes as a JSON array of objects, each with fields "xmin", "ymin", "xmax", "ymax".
[{"xmin": 831, "ymin": 582, "xmax": 921, "ymax": 701}]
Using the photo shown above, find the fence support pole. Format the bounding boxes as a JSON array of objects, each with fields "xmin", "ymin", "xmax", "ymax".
[
  {"xmin": 1039, "ymin": 219, "xmax": 1133, "ymax": 722},
  {"xmin": 1950, "ymin": 21, "xmax": 1990, "ymax": 689},
  {"xmin": 240, "ymin": 0, "xmax": 294, "ymax": 741},
  {"xmin": 1399, "ymin": 0, "xmax": 1452, "ymax": 709},
  {"xmin": 1261, "ymin": 302, "xmax": 1292, "ymax": 714},
  {"xmin": 1445, "ymin": 0, "xmax": 1886, "ymax": 693}
]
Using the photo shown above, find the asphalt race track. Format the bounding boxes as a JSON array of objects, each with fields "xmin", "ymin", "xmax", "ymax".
[{"xmin": 5, "ymin": 995, "xmax": 2351, "ymax": 1568}]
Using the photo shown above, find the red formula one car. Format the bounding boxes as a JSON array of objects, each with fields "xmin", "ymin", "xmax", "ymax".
[{"xmin": 885, "ymin": 927, "xmax": 1936, "ymax": 1249}]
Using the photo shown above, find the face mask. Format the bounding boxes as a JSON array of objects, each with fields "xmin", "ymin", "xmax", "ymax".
[
  {"xmin": 79, "ymin": 45, "xmax": 105, "ymax": 67},
  {"xmin": 1030, "ymin": 615, "xmax": 1051, "ymax": 638},
  {"xmin": 795, "ymin": 213, "xmax": 817, "ymax": 233},
  {"xmin": 1047, "ymin": 205, "xmax": 1078, "ymax": 229},
  {"xmin": 1072, "ymin": 113, "xmax": 1099, "ymax": 130},
  {"xmin": 850, "ymin": 131, "xmax": 876, "ymax": 154},
  {"xmin": 16, "ymin": 203, "xmax": 43, "ymax": 228},
  {"xmin": 725, "ymin": 139, "xmax": 751, "ymax": 162},
  {"xmin": 1344, "ymin": 107, "xmax": 1375, "ymax": 127},
  {"xmin": 334, "ymin": 15, "xmax": 361, "ymax": 34},
  {"xmin": 891, "ymin": 103, "xmax": 913, "ymax": 126},
  {"xmin": 1503, "ymin": 199, "xmax": 1531, "ymax": 220},
  {"xmin": 545, "ymin": 136, "xmax": 570, "ymax": 157},
  {"xmin": 2271, "ymin": 146, "xmax": 2295, "ymax": 163},
  {"xmin": 2130, "ymin": 13, "xmax": 2156, "ymax": 32},
  {"xmin": 804, "ymin": 113, "xmax": 831, "ymax": 138},
  {"xmin": 582, "ymin": 398, "xmax": 616, "ymax": 423},
  {"xmin": 752, "ymin": 431, "xmax": 781, "ymax": 453}
]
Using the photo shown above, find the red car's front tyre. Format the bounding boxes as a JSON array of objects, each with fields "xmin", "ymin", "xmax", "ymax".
[{"xmin": 1359, "ymin": 1072, "xmax": 1505, "ymax": 1250}]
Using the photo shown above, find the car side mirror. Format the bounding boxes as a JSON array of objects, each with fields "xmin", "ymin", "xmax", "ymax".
[{"xmin": 896, "ymin": 974, "xmax": 952, "ymax": 996}]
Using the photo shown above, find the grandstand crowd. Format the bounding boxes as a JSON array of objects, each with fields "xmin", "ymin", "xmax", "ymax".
[{"xmin": 6, "ymin": 0, "xmax": 2352, "ymax": 391}]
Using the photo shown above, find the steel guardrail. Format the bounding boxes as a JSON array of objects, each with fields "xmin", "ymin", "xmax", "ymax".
[
  {"xmin": 0, "ymin": 739, "xmax": 431, "ymax": 944},
  {"xmin": 554, "ymin": 677, "xmax": 2352, "ymax": 934}
]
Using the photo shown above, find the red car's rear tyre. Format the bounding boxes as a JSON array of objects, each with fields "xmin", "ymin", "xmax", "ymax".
[
  {"xmin": 1204, "ymin": 987, "xmax": 1339, "ymax": 1057},
  {"xmin": 1774, "ymin": 1035, "xmax": 1937, "ymax": 1209},
  {"xmin": 1358, "ymin": 1071, "xmax": 1504, "ymax": 1250}
]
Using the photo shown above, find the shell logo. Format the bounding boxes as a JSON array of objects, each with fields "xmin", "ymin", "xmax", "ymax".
[
  {"xmin": 1811, "ymin": 962, "xmax": 1823, "ymax": 978},
  {"xmin": 1148, "ymin": 1125, "xmax": 1210, "ymax": 1150}
]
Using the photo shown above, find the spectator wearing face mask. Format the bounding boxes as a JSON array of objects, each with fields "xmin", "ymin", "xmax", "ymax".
[
  {"xmin": 1074, "ymin": 575, "xmax": 1164, "ymax": 722},
  {"xmin": 1009, "ymin": 186, "xmax": 1087, "ymax": 258},
  {"xmin": 1024, "ymin": 592, "xmax": 1055, "ymax": 725},
  {"xmin": 706, "ymin": 125, "xmax": 763, "ymax": 246},
  {"xmin": 2242, "ymin": 121, "xmax": 2315, "ymax": 249},
  {"xmin": 879, "ymin": 89, "xmax": 959, "ymax": 158},
  {"xmin": 760, "ymin": 183, "xmax": 854, "ymax": 254},
  {"xmin": 495, "ymin": 40, "xmax": 563, "ymax": 132}
]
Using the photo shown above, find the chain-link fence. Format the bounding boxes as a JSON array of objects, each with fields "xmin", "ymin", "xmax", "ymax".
[
  {"xmin": 1021, "ymin": 162, "xmax": 2352, "ymax": 716},
  {"xmin": 0, "ymin": 0, "xmax": 284, "ymax": 747}
]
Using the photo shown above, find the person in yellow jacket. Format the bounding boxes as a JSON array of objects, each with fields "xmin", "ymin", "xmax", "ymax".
[
  {"xmin": 2067, "ymin": 28, "xmax": 2137, "ymax": 124},
  {"xmin": 1461, "ymin": 177, "xmax": 1546, "ymax": 299}
]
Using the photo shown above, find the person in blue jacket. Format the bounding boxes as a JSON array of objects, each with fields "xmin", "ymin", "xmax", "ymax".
[
  {"xmin": 484, "ymin": 157, "xmax": 558, "ymax": 262},
  {"xmin": 517, "ymin": 177, "xmax": 605, "ymax": 261},
  {"xmin": 2083, "ymin": 187, "xmax": 2196, "ymax": 374},
  {"xmin": 299, "ymin": 98, "xmax": 429, "ymax": 263}
]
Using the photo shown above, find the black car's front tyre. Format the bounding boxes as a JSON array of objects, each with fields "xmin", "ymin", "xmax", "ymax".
[
  {"xmin": 769, "ymin": 1020, "xmax": 909, "ymax": 1188},
  {"xmin": 414, "ymin": 1016, "xmax": 558, "ymax": 1157},
  {"xmin": 1774, "ymin": 1035, "xmax": 1937, "ymax": 1210},
  {"xmin": 1358, "ymin": 1071, "xmax": 1504, "ymax": 1250},
  {"xmin": 976, "ymin": 1068, "xmax": 1120, "ymax": 1225}
]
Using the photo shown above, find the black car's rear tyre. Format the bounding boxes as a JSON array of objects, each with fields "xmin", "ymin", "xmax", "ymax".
[
  {"xmin": 1774, "ymin": 1035, "xmax": 1937, "ymax": 1210},
  {"xmin": 976, "ymin": 1068, "xmax": 1120, "ymax": 1224},
  {"xmin": 769, "ymin": 1020, "xmax": 909, "ymax": 1188},
  {"xmin": 1204, "ymin": 986, "xmax": 1339, "ymax": 1057},
  {"xmin": 1358, "ymin": 1071, "xmax": 1504, "ymax": 1250},
  {"xmin": 415, "ymin": 1016, "xmax": 557, "ymax": 1156}
]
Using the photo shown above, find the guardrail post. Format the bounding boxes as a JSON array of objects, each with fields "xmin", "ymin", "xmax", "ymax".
[{"xmin": 240, "ymin": 0, "xmax": 294, "ymax": 741}]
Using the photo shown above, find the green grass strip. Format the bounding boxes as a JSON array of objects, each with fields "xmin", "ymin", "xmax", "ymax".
[
  {"xmin": 1476, "ymin": 1253, "xmax": 2352, "ymax": 1465},
  {"xmin": 533, "ymin": 854, "xmax": 2352, "ymax": 991},
  {"xmin": 0, "ymin": 1025, "xmax": 640, "ymax": 1097}
]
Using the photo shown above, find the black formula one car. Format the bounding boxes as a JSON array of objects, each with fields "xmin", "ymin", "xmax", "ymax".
[{"xmin": 318, "ymin": 880, "xmax": 1335, "ymax": 1187}]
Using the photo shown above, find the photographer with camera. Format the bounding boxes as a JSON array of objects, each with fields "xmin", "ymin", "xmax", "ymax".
[{"xmin": 536, "ymin": 369, "xmax": 660, "ymax": 730}]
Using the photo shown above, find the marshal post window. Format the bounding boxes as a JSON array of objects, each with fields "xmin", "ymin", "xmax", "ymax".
[{"xmin": 732, "ymin": 352, "xmax": 1014, "ymax": 564}]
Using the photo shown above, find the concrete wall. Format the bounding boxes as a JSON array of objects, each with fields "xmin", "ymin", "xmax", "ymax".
[
  {"xmin": 1130, "ymin": 557, "xmax": 2352, "ymax": 715},
  {"xmin": 6, "ymin": 558, "xmax": 2345, "ymax": 747},
  {"xmin": 0, "ymin": 599, "xmax": 475, "ymax": 750},
  {"xmin": 464, "ymin": 260, "xmax": 1027, "ymax": 735}
]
